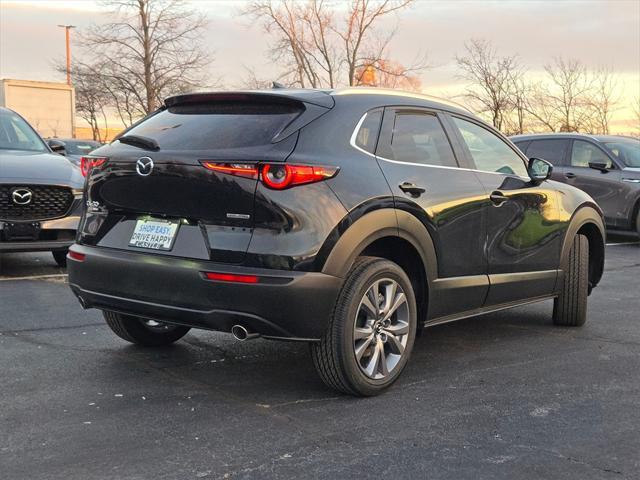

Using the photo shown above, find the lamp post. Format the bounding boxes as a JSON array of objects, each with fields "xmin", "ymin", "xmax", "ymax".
[{"xmin": 57, "ymin": 24, "xmax": 75, "ymax": 85}]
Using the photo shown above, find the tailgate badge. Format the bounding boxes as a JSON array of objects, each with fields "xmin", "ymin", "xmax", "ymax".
[{"xmin": 136, "ymin": 157, "xmax": 154, "ymax": 176}]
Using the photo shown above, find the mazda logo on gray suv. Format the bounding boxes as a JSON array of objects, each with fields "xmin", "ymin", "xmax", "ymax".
[
  {"xmin": 136, "ymin": 157, "xmax": 154, "ymax": 176},
  {"xmin": 11, "ymin": 188, "xmax": 33, "ymax": 205}
]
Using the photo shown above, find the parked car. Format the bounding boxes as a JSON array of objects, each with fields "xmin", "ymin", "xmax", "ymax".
[
  {"xmin": 46, "ymin": 138, "xmax": 103, "ymax": 166},
  {"xmin": 67, "ymin": 89, "xmax": 605, "ymax": 396},
  {"xmin": 0, "ymin": 107, "xmax": 84, "ymax": 267},
  {"xmin": 511, "ymin": 133, "xmax": 640, "ymax": 236}
]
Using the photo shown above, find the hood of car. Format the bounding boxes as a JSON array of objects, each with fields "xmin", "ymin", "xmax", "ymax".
[{"xmin": 0, "ymin": 149, "xmax": 84, "ymax": 187}]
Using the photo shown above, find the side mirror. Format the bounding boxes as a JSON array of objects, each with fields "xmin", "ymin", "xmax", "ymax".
[
  {"xmin": 588, "ymin": 161, "xmax": 611, "ymax": 172},
  {"xmin": 47, "ymin": 139, "xmax": 66, "ymax": 155},
  {"xmin": 528, "ymin": 157, "xmax": 553, "ymax": 185}
]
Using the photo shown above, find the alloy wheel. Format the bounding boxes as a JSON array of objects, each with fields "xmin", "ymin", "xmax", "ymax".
[{"xmin": 353, "ymin": 278, "xmax": 410, "ymax": 380}]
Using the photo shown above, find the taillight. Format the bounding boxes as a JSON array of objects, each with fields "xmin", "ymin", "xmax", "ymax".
[
  {"xmin": 80, "ymin": 157, "xmax": 108, "ymax": 177},
  {"xmin": 200, "ymin": 161, "xmax": 338, "ymax": 189},
  {"xmin": 201, "ymin": 162, "xmax": 258, "ymax": 179},
  {"xmin": 261, "ymin": 164, "xmax": 338, "ymax": 189}
]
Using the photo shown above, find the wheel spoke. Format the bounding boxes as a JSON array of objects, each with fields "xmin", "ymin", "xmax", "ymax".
[
  {"xmin": 354, "ymin": 325, "xmax": 373, "ymax": 340},
  {"xmin": 381, "ymin": 292, "xmax": 406, "ymax": 322},
  {"xmin": 381, "ymin": 281, "xmax": 397, "ymax": 317},
  {"xmin": 384, "ymin": 320, "xmax": 409, "ymax": 337},
  {"xmin": 385, "ymin": 332, "xmax": 405, "ymax": 355},
  {"xmin": 360, "ymin": 294, "xmax": 378, "ymax": 319},
  {"xmin": 378, "ymin": 337, "xmax": 389, "ymax": 377},
  {"xmin": 364, "ymin": 339, "xmax": 381, "ymax": 377},
  {"xmin": 355, "ymin": 333, "xmax": 375, "ymax": 361}
]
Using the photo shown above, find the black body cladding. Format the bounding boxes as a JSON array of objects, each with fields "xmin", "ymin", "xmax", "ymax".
[{"xmin": 68, "ymin": 89, "xmax": 605, "ymax": 341}]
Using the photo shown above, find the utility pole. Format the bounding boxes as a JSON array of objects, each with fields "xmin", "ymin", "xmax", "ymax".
[{"xmin": 57, "ymin": 25, "xmax": 75, "ymax": 85}]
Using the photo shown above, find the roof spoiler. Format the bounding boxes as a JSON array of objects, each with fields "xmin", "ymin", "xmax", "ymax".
[{"xmin": 164, "ymin": 90, "xmax": 335, "ymax": 109}]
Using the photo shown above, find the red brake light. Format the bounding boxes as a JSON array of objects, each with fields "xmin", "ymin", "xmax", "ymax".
[
  {"xmin": 262, "ymin": 164, "xmax": 339, "ymax": 189},
  {"xmin": 203, "ymin": 272, "xmax": 259, "ymax": 284},
  {"xmin": 68, "ymin": 249, "xmax": 86, "ymax": 262},
  {"xmin": 200, "ymin": 161, "xmax": 338, "ymax": 189},
  {"xmin": 201, "ymin": 162, "xmax": 259, "ymax": 179},
  {"xmin": 80, "ymin": 157, "xmax": 108, "ymax": 177}
]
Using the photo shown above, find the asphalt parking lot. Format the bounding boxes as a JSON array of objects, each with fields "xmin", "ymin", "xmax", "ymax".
[{"xmin": 1, "ymin": 238, "xmax": 639, "ymax": 480}]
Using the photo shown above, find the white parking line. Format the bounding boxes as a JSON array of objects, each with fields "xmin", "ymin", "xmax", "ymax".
[{"xmin": 0, "ymin": 274, "xmax": 68, "ymax": 282}]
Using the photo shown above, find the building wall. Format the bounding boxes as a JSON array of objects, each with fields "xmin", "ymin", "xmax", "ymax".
[{"xmin": 1, "ymin": 79, "xmax": 75, "ymax": 138}]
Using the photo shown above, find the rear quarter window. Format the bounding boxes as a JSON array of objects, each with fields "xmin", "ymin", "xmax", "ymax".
[
  {"xmin": 124, "ymin": 102, "xmax": 302, "ymax": 150},
  {"xmin": 353, "ymin": 109, "xmax": 382, "ymax": 154}
]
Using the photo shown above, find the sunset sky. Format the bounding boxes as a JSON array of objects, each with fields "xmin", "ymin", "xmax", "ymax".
[{"xmin": 1, "ymin": 0, "xmax": 639, "ymax": 133}]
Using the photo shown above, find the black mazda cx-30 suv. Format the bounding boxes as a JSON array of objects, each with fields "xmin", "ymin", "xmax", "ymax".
[{"xmin": 68, "ymin": 88, "xmax": 605, "ymax": 395}]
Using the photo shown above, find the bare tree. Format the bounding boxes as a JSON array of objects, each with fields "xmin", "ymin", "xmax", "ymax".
[
  {"xmin": 339, "ymin": 0, "xmax": 416, "ymax": 86},
  {"xmin": 244, "ymin": 0, "xmax": 335, "ymax": 88},
  {"xmin": 57, "ymin": 63, "xmax": 110, "ymax": 141},
  {"xmin": 455, "ymin": 38, "xmax": 521, "ymax": 131},
  {"xmin": 244, "ymin": 0, "xmax": 422, "ymax": 88},
  {"xmin": 633, "ymin": 97, "xmax": 640, "ymax": 134},
  {"xmin": 80, "ymin": 0, "xmax": 212, "ymax": 121},
  {"xmin": 586, "ymin": 67, "xmax": 619, "ymax": 134},
  {"xmin": 537, "ymin": 57, "xmax": 594, "ymax": 132}
]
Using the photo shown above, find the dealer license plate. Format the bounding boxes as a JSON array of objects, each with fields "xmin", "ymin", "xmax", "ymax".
[{"xmin": 129, "ymin": 218, "xmax": 179, "ymax": 251}]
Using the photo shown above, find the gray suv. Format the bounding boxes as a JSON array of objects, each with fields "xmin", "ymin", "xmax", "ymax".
[
  {"xmin": 0, "ymin": 107, "xmax": 84, "ymax": 266},
  {"xmin": 512, "ymin": 133, "xmax": 640, "ymax": 236}
]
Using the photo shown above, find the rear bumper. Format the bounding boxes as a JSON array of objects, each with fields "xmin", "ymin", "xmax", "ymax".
[{"xmin": 67, "ymin": 244, "xmax": 343, "ymax": 340}]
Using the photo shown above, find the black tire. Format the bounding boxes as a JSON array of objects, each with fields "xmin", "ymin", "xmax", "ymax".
[
  {"xmin": 553, "ymin": 234, "xmax": 589, "ymax": 326},
  {"xmin": 103, "ymin": 311, "xmax": 190, "ymax": 346},
  {"xmin": 52, "ymin": 249, "xmax": 68, "ymax": 268},
  {"xmin": 311, "ymin": 257, "xmax": 418, "ymax": 396}
]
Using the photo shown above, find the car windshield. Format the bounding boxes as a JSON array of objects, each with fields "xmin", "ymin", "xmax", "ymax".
[
  {"xmin": 64, "ymin": 140, "xmax": 101, "ymax": 155},
  {"xmin": 0, "ymin": 109, "xmax": 48, "ymax": 153},
  {"xmin": 604, "ymin": 139, "xmax": 640, "ymax": 167}
]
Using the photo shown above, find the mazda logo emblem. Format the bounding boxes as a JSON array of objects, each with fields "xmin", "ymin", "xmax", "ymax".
[
  {"xmin": 11, "ymin": 188, "xmax": 33, "ymax": 205},
  {"xmin": 136, "ymin": 157, "xmax": 154, "ymax": 176}
]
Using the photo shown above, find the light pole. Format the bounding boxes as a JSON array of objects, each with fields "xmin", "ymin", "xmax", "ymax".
[{"xmin": 57, "ymin": 25, "xmax": 75, "ymax": 85}]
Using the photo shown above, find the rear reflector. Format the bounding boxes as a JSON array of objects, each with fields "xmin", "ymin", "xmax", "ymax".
[
  {"xmin": 203, "ymin": 272, "xmax": 259, "ymax": 284},
  {"xmin": 68, "ymin": 250, "xmax": 86, "ymax": 262}
]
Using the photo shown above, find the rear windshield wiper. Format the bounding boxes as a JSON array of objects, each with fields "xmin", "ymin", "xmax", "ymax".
[{"xmin": 117, "ymin": 134, "xmax": 160, "ymax": 151}]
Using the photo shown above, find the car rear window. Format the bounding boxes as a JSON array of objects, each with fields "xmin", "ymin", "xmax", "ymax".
[
  {"xmin": 65, "ymin": 141, "xmax": 101, "ymax": 155},
  {"xmin": 123, "ymin": 102, "xmax": 303, "ymax": 150}
]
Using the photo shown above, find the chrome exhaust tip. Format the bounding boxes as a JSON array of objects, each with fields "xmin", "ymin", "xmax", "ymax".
[
  {"xmin": 231, "ymin": 325, "xmax": 260, "ymax": 341},
  {"xmin": 77, "ymin": 295, "xmax": 87, "ymax": 309}
]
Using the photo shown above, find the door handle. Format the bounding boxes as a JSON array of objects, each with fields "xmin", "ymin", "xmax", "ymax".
[
  {"xmin": 565, "ymin": 172, "xmax": 576, "ymax": 179},
  {"xmin": 489, "ymin": 191, "xmax": 509, "ymax": 206},
  {"xmin": 399, "ymin": 182, "xmax": 426, "ymax": 197}
]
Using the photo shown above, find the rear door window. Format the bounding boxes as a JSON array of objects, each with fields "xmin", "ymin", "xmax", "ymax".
[
  {"xmin": 383, "ymin": 111, "xmax": 457, "ymax": 167},
  {"xmin": 571, "ymin": 140, "xmax": 613, "ymax": 168},
  {"xmin": 526, "ymin": 139, "xmax": 570, "ymax": 166},
  {"xmin": 123, "ymin": 102, "xmax": 302, "ymax": 150}
]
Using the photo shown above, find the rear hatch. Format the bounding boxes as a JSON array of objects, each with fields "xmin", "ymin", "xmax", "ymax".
[{"xmin": 81, "ymin": 91, "xmax": 332, "ymax": 262}]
